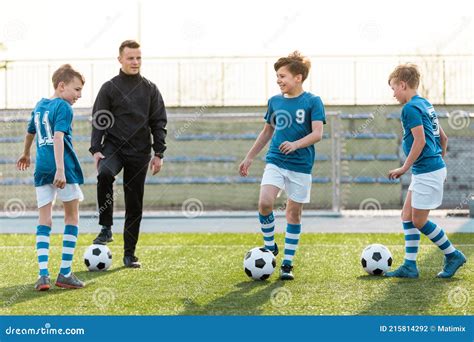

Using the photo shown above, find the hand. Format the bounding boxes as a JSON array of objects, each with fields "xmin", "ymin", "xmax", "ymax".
[
  {"xmin": 53, "ymin": 169, "xmax": 66, "ymax": 189},
  {"xmin": 388, "ymin": 166, "xmax": 407, "ymax": 180},
  {"xmin": 16, "ymin": 155, "xmax": 31, "ymax": 171},
  {"xmin": 279, "ymin": 141, "xmax": 298, "ymax": 155},
  {"xmin": 150, "ymin": 156, "xmax": 163, "ymax": 175},
  {"xmin": 93, "ymin": 152, "xmax": 105, "ymax": 171},
  {"xmin": 239, "ymin": 158, "xmax": 252, "ymax": 177}
]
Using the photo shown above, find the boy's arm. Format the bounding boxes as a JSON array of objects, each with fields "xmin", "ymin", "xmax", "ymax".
[
  {"xmin": 245, "ymin": 123, "xmax": 274, "ymax": 160},
  {"xmin": 53, "ymin": 131, "xmax": 66, "ymax": 189},
  {"xmin": 17, "ymin": 133, "xmax": 35, "ymax": 171},
  {"xmin": 239, "ymin": 123, "xmax": 274, "ymax": 176},
  {"xmin": 388, "ymin": 125, "xmax": 426, "ymax": 179},
  {"xmin": 439, "ymin": 125, "xmax": 448, "ymax": 157},
  {"xmin": 279, "ymin": 121, "xmax": 323, "ymax": 154}
]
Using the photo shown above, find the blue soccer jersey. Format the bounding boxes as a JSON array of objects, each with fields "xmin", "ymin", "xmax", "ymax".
[
  {"xmin": 401, "ymin": 95, "xmax": 445, "ymax": 175},
  {"xmin": 27, "ymin": 98, "xmax": 84, "ymax": 186},
  {"xmin": 264, "ymin": 92, "xmax": 326, "ymax": 174}
]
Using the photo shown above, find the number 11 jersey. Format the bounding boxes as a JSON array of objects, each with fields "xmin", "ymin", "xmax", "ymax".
[{"xmin": 27, "ymin": 98, "xmax": 84, "ymax": 186}]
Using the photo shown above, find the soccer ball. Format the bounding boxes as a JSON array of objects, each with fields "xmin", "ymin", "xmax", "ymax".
[
  {"xmin": 361, "ymin": 244, "xmax": 392, "ymax": 275},
  {"xmin": 84, "ymin": 244, "xmax": 112, "ymax": 271},
  {"xmin": 243, "ymin": 247, "xmax": 276, "ymax": 280}
]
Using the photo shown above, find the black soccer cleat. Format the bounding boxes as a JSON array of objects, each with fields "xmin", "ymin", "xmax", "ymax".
[
  {"xmin": 123, "ymin": 255, "xmax": 141, "ymax": 268},
  {"xmin": 93, "ymin": 226, "xmax": 113, "ymax": 245},
  {"xmin": 280, "ymin": 264, "xmax": 294, "ymax": 280},
  {"xmin": 265, "ymin": 243, "xmax": 279, "ymax": 257}
]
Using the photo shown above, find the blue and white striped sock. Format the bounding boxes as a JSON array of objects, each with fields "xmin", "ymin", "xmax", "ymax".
[
  {"xmin": 420, "ymin": 220, "xmax": 456, "ymax": 256},
  {"xmin": 259, "ymin": 212, "xmax": 275, "ymax": 251},
  {"xmin": 402, "ymin": 221, "xmax": 420, "ymax": 267},
  {"xmin": 283, "ymin": 223, "xmax": 301, "ymax": 266},
  {"xmin": 59, "ymin": 225, "xmax": 78, "ymax": 277},
  {"xmin": 36, "ymin": 225, "xmax": 51, "ymax": 277}
]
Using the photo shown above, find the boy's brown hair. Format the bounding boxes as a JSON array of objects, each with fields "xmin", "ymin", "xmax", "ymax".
[
  {"xmin": 119, "ymin": 39, "xmax": 140, "ymax": 55},
  {"xmin": 52, "ymin": 64, "xmax": 85, "ymax": 89},
  {"xmin": 274, "ymin": 51, "xmax": 311, "ymax": 82},
  {"xmin": 388, "ymin": 63, "xmax": 420, "ymax": 89}
]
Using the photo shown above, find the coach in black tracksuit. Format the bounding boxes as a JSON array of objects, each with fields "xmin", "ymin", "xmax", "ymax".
[{"xmin": 89, "ymin": 40, "xmax": 167, "ymax": 268}]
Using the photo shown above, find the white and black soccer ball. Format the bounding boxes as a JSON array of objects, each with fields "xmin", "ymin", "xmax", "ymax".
[
  {"xmin": 243, "ymin": 247, "xmax": 276, "ymax": 280},
  {"xmin": 361, "ymin": 244, "xmax": 392, "ymax": 275},
  {"xmin": 84, "ymin": 244, "xmax": 112, "ymax": 271}
]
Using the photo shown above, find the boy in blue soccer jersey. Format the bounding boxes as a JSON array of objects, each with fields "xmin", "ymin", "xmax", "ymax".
[
  {"xmin": 17, "ymin": 64, "xmax": 86, "ymax": 290},
  {"xmin": 386, "ymin": 64, "xmax": 466, "ymax": 278},
  {"xmin": 239, "ymin": 51, "xmax": 325, "ymax": 280}
]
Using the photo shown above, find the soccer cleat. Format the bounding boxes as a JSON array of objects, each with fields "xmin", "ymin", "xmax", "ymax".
[
  {"xmin": 34, "ymin": 275, "xmax": 51, "ymax": 291},
  {"xmin": 265, "ymin": 243, "xmax": 279, "ymax": 257},
  {"xmin": 279, "ymin": 264, "xmax": 294, "ymax": 280},
  {"xmin": 437, "ymin": 250, "xmax": 466, "ymax": 278},
  {"xmin": 385, "ymin": 264, "xmax": 419, "ymax": 278},
  {"xmin": 93, "ymin": 226, "xmax": 113, "ymax": 245},
  {"xmin": 55, "ymin": 273, "xmax": 85, "ymax": 289},
  {"xmin": 123, "ymin": 255, "xmax": 141, "ymax": 268}
]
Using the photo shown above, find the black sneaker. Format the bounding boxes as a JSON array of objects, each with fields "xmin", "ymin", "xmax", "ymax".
[
  {"xmin": 123, "ymin": 255, "xmax": 141, "ymax": 268},
  {"xmin": 34, "ymin": 275, "xmax": 51, "ymax": 291},
  {"xmin": 93, "ymin": 226, "xmax": 113, "ymax": 245},
  {"xmin": 280, "ymin": 264, "xmax": 294, "ymax": 280},
  {"xmin": 265, "ymin": 243, "xmax": 279, "ymax": 257},
  {"xmin": 55, "ymin": 273, "xmax": 85, "ymax": 289}
]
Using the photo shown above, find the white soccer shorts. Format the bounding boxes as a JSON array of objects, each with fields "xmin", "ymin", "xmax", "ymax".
[
  {"xmin": 261, "ymin": 163, "xmax": 312, "ymax": 203},
  {"xmin": 408, "ymin": 167, "xmax": 447, "ymax": 210},
  {"xmin": 36, "ymin": 183, "xmax": 84, "ymax": 208}
]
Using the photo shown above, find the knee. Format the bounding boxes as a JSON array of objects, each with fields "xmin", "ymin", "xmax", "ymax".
[{"xmin": 258, "ymin": 198, "xmax": 274, "ymax": 215}]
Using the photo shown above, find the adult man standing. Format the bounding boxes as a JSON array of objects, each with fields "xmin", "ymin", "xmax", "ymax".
[{"xmin": 89, "ymin": 40, "xmax": 167, "ymax": 268}]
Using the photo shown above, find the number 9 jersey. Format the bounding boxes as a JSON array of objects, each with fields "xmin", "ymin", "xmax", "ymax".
[
  {"xmin": 400, "ymin": 95, "xmax": 445, "ymax": 175},
  {"xmin": 264, "ymin": 92, "xmax": 326, "ymax": 174},
  {"xmin": 27, "ymin": 98, "xmax": 84, "ymax": 186}
]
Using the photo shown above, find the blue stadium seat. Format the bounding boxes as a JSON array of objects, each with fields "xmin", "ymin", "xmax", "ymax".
[{"xmin": 340, "ymin": 113, "xmax": 374, "ymax": 120}]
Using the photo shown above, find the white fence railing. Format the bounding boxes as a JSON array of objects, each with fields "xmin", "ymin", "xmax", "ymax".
[{"xmin": 1, "ymin": 55, "xmax": 473, "ymax": 108}]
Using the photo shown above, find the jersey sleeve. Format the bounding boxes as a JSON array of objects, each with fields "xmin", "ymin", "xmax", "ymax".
[
  {"xmin": 402, "ymin": 104, "xmax": 423, "ymax": 130},
  {"xmin": 311, "ymin": 96, "xmax": 326, "ymax": 124},
  {"xmin": 54, "ymin": 102, "xmax": 73, "ymax": 134},
  {"xmin": 264, "ymin": 98, "xmax": 274, "ymax": 125},
  {"xmin": 27, "ymin": 110, "xmax": 36, "ymax": 134}
]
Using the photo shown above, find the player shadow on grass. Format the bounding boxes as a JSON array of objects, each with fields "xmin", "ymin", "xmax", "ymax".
[
  {"xmin": 356, "ymin": 241, "xmax": 472, "ymax": 315},
  {"xmin": 0, "ymin": 267, "xmax": 125, "ymax": 310},
  {"xmin": 180, "ymin": 280, "xmax": 284, "ymax": 315}
]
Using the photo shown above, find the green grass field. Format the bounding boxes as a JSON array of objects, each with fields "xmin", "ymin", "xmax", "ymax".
[{"xmin": 1, "ymin": 232, "xmax": 472, "ymax": 315}]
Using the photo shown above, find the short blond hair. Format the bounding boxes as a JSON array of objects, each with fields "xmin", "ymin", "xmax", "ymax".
[
  {"xmin": 388, "ymin": 63, "xmax": 420, "ymax": 89},
  {"xmin": 274, "ymin": 51, "xmax": 311, "ymax": 82},
  {"xmin": 52, "ymin": 64, "xmax": 85, "ymax": 89}
]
